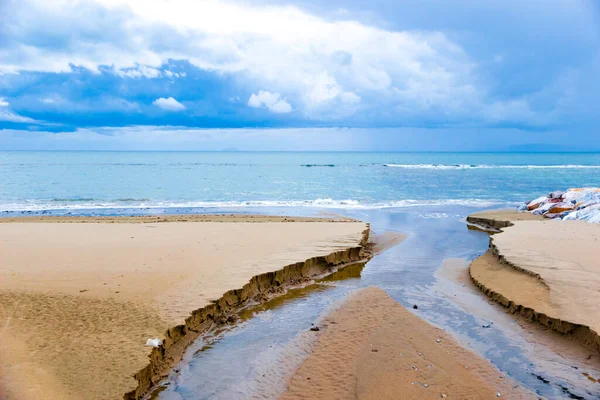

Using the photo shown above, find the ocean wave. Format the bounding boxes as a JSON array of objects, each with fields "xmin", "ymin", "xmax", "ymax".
[
  {"xmin": 0, "ymin": 198, "xmax": 510, "ymax": 212},
  {"xmin": 114, "ymin": 198, "xmax": 151, "ymax": 202},
  {"xmin": 383, "ymin": 164, "xmax": 600, "ymax": 170},
  {"xmin": 51, "ymin": 197, "xmax": 96, "ymax": 202}
]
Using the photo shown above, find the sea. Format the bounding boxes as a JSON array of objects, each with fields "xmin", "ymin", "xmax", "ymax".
[
  {"xmin": 1, "ymin": 151, "xmax": 600, "ymax": 214},
  {"xmin": 2, "ymin": 151, "xmax": 600, "ymax": 400}
]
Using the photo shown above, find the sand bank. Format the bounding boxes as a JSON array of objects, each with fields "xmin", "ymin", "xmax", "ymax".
[
  {"xmin": 466, "ymin": 208, "xmax": 542, "ymax": 232},
  {"xmin": 468, "ymin": 210, "xmax": 600, "ymax": 352},
  {"xmin": 282, "ymin": 287, "xmax": 531, "ymax": 399},
  {"xmin": 0, "ymin": 215, "xmax": 370, "ymax": 400}
]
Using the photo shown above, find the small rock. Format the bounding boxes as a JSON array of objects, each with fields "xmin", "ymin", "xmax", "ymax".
[
  {"xmin": 310, "ymin": 326, "xmax": 320, "ymax": 331},
  {"xmin": 436, "ymin": 339, "xmax": 441, "ymax": 343},
  {"xmin": 145, "ymin": 338, "xmax": 163, "ymax": 347},
  {"xmin": 482, "ymin": 323, "xmax": 492, "ymax": 328},
  {"xmin": 371, "ymin": 349, "xmax": 378, "ymax": 352},
  {"xmin": 79, "ymin": 289, "xmax": 88, "ymax": 293},
  {"xmin": 412, "ymin": 365, "xmax": 417, "ymax": 370},
  {"xmin": 496, "ymin": 393, "xmax": 501, "ymax": 397},
  {"xmin": 423, "ymin": 384, "xmax": 429, "ymax": 388},
  {"xmin": 441, "ymin": 394, "xmax": 447, "ymax": 399},
  {"xmin": 413, "ymin": 305, "xmax": 418, "ymax": 309}
]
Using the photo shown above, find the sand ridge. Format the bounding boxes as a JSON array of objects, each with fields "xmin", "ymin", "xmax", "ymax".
[
  {"xmin": 282, "ymin": 287, "xmax": 531, "ymax": 399},
  {"xmin": 0, "ymin": 216, "xmax": 369, "ymax": 400}
]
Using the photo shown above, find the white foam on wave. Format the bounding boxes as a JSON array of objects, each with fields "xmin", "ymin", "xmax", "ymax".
[
  {"xmin": 384, "ymin": 164, "xmax": 600, "ymax": 170},
  {"xmin": 0, "ymin": 198, "xmax": 510, "ymax": 212}
]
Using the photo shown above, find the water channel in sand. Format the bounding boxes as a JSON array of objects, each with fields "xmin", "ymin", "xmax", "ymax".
[{"xmin": 148, "ymin": 205, "xmax": 600, "ymax": 400}]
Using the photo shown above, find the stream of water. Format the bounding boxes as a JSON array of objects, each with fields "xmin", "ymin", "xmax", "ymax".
[{"xmin": 153, "ymin": 206, "xmax": 600, "ymax": 400}]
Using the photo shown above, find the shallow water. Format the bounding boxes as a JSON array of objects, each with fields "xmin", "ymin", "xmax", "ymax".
[{"xmin": 154, "ymin": 206, "xmax": 600, "ymax": 400}]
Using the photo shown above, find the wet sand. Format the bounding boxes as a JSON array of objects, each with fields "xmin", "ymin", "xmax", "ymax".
[
  {"xmin": 0, "ymin": 215, "xmax": 369, "ymax": 400},
  {"xmin": 370, "ymin": 231, "xmax": 407, "ymax": 255},
  {"xmin": 436, "ymin": 257, "xmax": 600, "ymax": 399},
  {"xmin": 468, "ymin": 210, "xmax": 600, "ymax": 352},
  {"xmin": 282, "ymin": 287, "xmax": 532, "ymax": 400}
]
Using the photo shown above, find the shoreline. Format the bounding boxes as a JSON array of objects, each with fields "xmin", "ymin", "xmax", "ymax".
[
  {"xmin": 0, "ymin": 215, "xmax": 371, "ymax": 400},
  {"xmin": 467, "ymin": 210, "xmax": 600, "ymax": 354},
  {"xmin": 0, "ymin": 214, "xmax": 356, "ymax": 224}
]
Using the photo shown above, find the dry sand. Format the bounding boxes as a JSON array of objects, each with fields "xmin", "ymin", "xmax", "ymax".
[
  {"xmin": 468, "ymin": 210, "xmax": 600, "ymax": 351},
  {"xmin": 0, "ymin": 215, "xmax": 368, "ymax": 400},
  {"xmin": 468, "ymin": 209, "xmax": 543, "ymax": 224},
  {"xmin": 466, "ymin": 209, "xmax": 542, "ymax": 232},
  {"xmin": 282, "ymin": 287, "xmax": 531, "ymax": 400}
]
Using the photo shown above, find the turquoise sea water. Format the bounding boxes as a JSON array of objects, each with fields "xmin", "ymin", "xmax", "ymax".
[{"xmin": 1, "ymin": 151, "xmax": 600, "ymax": 213}]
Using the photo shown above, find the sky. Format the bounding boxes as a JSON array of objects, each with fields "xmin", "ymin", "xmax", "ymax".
[{"xmin": 0, "ymin": 0, "xmax": 599, "ymax": 151}]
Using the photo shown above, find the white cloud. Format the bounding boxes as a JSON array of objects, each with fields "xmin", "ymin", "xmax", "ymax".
[
  {"xmin": 115, "ymin": 65, "xmax": 162, "ymax": 78},
  {"xmin": 152, "ymin": 97, "xmax": 186, "ymax": 111},
  {"xmin": 248, "ymin": 91, "xmax": 292, "ymax": 114},
  {"xmin": 5, "ymin": 0, "xmax": 578, "ymax": 126},
  {"xmin": 340, "ymin": 92, "xmax": 361, "ymax": 104},
  {"xmin": 0, "ymin": 0, "xmax": 482, "ymax": 120},
  {"xmin": 0, "ymin": 96, "xmax": 47, "ymax": 123},
  {"xmin": 38, "ymin": 97, "xmax": 56, "ymax": 104},
  {"xmin": 0, "ymin": 110, "xmax": 40, "ymax": 124}
]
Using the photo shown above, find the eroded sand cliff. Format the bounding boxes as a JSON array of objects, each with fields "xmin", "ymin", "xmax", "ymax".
[{"xmin": 468, "ymin": 210, "xmax": 600, "ymax": 353}]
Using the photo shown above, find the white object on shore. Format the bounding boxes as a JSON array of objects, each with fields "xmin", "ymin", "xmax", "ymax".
[
  {"xmin": 519, "ymin": 188, "xmax": 600, "ymax": 223},
  {"xmin": 145, "ymin": 338, "xmax": 163, "ymax": 347}
]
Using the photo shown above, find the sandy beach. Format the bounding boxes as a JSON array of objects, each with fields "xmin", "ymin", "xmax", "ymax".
[
  {"xmin": 0, "ymin": 215, "xmax": 369, "ymax": 400},
  {"xmin": 282, "ymin": 286, "xmax": 531, "ymax": 399},
  {"xmin": 468, "ymin": 210, "xmax": 600, "ymax": 351}
]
